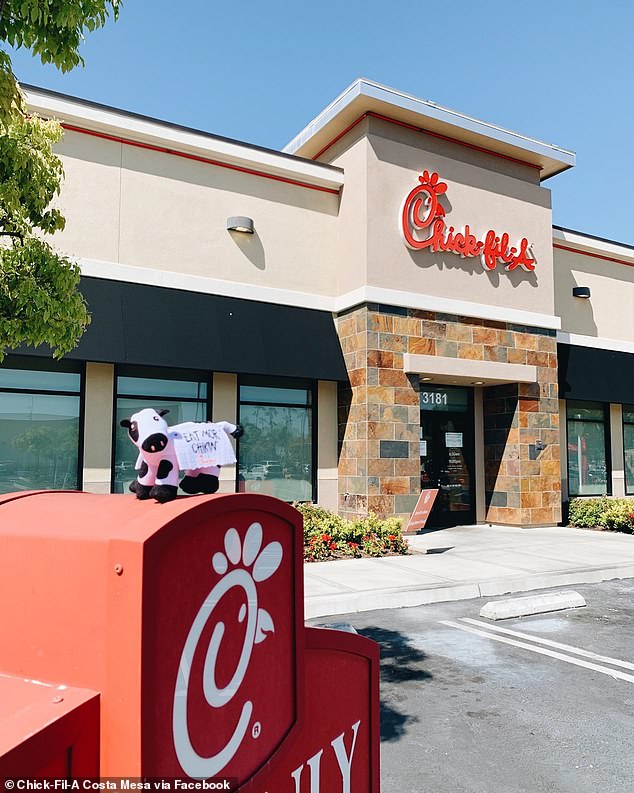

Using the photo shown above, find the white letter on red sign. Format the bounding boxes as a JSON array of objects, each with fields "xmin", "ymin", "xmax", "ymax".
[
  {"xmin": 331, "ymin": 720, "xmax": 360, "ymax": 793},
  {"xmin": 290, "ymin": 720, "xmax": 360, "ymax": 792},
  {"xmin": 291, "ymin": 749, "xmax": 323, "ymax": 792}
]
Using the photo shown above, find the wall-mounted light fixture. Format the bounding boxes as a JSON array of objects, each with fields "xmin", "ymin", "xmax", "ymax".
[
  {"xmin": 227, "ymin": 216, "xmax": 254, "ymax": 234},
  {"xmin": 572, "ymin": 286, "xmax": 591, "ymax": 299}
]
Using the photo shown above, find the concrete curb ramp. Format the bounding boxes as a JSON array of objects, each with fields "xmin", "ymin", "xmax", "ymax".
[
  {"xmin": 479, "ymin": 590, "xmax": 586, "ymax": 621},
  {"xmin": 304, "ymin": 562, "xmax": 634, "ymax": 619}
]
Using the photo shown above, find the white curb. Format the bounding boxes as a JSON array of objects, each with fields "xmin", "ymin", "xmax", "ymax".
[{"xmin": 479, "ymin": 590, "xmax": 586, "ymax": 621}]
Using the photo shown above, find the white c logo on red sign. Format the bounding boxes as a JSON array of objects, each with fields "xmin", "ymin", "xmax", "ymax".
[{"xmin": 173, "ymin": 522, "xmax": 282, "ymax": 779}]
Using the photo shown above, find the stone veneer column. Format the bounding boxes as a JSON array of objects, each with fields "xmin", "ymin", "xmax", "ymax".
[
  {"xmin": 336, "ymin": 306, "xmax": 561, "ymax": 527},
  {"xmin": 337, "ymin": 306, "xmax": 422, "ymax": 522}
]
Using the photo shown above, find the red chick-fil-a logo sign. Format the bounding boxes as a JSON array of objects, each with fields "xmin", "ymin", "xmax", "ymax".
[
  {"xmin": 400, "ymin": 170, "xmax": 536, "ymax": 271},
  {"xmin": 172, "ymin": 522, "xmax": 282, "ymax": 778},
  {"xmin": 140, "ymin": 494, "xmax": 379, "ymax": 790}
]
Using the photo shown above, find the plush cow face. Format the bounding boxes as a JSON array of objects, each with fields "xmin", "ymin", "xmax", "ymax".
[{"xmin": 120, "ymin": 408, "xmax": 170, "ymax": 454}]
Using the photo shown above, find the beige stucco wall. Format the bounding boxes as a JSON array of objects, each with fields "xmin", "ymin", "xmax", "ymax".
[
  {"xmin": 324, "ymin": 116, "xmax": 555, "ymax": 317},
  {"xmin": 212, "ymin": 372, "xmax": 238, "ymax": 494},
  {"xmin": 83, "ymin": 362, "xmax": 114, "ymax": 493},
  {"xmin": 366, "ymin": 118, "xmax": 555, "ymax": 315},
  {"xmin": 554, "ymin": 246, "xmax": 634, "ymax": 341},
  {"xmin": 327, "ymin": 127, "xmax": 370, "ymax": 295},
  {"xmin": 317, "ymin": 380, "xmax": 338, "ymax": 510},
  {"xmin": 52, "ymin": 130, "xmax": 340, "ymax": 296},
  {"xmin": 610, "ymin": 403, "xmax": 626, "ymax": 497}
]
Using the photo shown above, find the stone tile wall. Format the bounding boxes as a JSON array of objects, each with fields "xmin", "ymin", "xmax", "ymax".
[{"xmin": 336, "ymin": 305, "xmax": 561, "ymax": 527}]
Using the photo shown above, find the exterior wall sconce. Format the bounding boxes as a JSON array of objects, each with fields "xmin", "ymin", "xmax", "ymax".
[
  {"xmin": 572, "ymin": 286, "xmax": 591, "ymax": 299},
  {"xmin": 227, "ymin": 216, "xmax": 254, "ymax": 234}
]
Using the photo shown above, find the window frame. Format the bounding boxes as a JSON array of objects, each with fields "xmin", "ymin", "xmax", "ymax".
[
  {"xmin": 236, "ymin": 374, "xmax": 318, "ymax": 503},
  {"xmin": 0, "ymin": 355, "xmax": 85, "ymax": 491},
  {"xmin": 565, "ymin": 399, "xmax": 611, "ymax": 498},
  {"xmin": 623, "ymin": 404, "xmax": 634, "ymax": 496},
  {"xmin": 111, "ymin": 364, "xmax": 212, "ymax": 493}
]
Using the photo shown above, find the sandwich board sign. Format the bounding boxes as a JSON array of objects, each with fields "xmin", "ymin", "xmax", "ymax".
[{"xmin": 407, "ymin": 488, "xmax": 439, "ymax": 532}]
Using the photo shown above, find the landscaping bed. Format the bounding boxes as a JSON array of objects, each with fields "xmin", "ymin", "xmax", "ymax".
[
  {"xmin": 294, "ymin": 502, "xmax": 410, "ymax": 562},
  {"xmin": 568, "ymin": 496, "xmax": 634, "ymax": 534}
]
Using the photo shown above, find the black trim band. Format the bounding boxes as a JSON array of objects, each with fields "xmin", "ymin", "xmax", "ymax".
[
  {"xmin": 16, "ymin": 277, "xmax": 348, "ymax": 382},
  {"xmin": 558, "ymin": 343, "xmax": 634, "ymax": 403}
]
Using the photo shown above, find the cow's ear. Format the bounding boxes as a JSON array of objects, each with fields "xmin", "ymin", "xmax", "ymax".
[
  {"xmin": 120, "ymin": 418, "xmax": 132, "ymax": 428},
  {"xmin": 158, "ymin": 409, "xmax": 170, "ymax": 417}
]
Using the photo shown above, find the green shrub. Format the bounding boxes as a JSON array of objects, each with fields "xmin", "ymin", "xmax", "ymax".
[
  {"xmin": 568, "ymin": 496, "xmax": 634, "ymax": 534},
  {"xmin": 568, "ymin": 496, "xmax": 610, "ymax": 528},
  {"xmin": 602, "ymin": 502, "xmax": 634, "ymax": 533},
  {"xmin": 294, "ymin": 502, "xmax": 410, "ymax": 561}
]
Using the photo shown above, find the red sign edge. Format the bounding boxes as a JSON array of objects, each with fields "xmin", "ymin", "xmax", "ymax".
[{"xmin": 305, "ymin": 627, "xmax": 381, "ymax": 793}]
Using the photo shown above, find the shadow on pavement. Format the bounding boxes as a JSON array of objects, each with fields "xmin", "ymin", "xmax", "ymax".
[{"xmin": 358, "ymin": 626, "xmax": 432, "ymax": 743}]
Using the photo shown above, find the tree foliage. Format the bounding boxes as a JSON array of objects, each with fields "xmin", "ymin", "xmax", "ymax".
[
  {"xmin": 0, "ymin": 113, "xmax": 89, "ymax": 360},
  {"xmin": 0, "ymin": 0, "xmax": 121, "ymax": 126},
  {"xmin": 0, "ymin": 0, "xmax": 121, "ymax": 359}
]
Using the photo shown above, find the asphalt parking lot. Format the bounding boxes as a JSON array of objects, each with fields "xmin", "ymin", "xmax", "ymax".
[{"xmin": 310, "ymin": 579, "xmax": 634, "ymax": 793}]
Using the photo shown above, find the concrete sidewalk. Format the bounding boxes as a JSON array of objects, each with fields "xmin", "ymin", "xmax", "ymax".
[{"xmin": 303, "ymin": 524, "xmax": 634, "ymax": 618}]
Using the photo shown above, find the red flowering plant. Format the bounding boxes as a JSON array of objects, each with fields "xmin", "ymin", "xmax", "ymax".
[{"xmin": 294, "ymin": 503, "xmax": 410, "ymax": 562}]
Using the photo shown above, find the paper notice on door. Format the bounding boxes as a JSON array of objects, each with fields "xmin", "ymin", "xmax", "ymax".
[
  {"xmin": 419, "ymin": 440, "xmax": 427, "ymax": 456},
  {"xmin": 445, "ymin": 432, "xmax": 463, "ymax": 448}
]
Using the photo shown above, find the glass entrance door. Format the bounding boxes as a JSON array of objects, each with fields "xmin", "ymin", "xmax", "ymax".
[{"xmin": 420, "ymin": 385, "xmax": 475, "ymax": 528}]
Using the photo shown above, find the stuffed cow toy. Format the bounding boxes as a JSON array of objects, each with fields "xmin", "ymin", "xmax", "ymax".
[{"xmin": 120, "ymin": 408, "xmax": 244, "ymax": 503}]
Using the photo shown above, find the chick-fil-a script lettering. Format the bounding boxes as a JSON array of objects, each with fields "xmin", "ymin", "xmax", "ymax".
[{"xmin": 400, "ymin": 170, "xmax": 536, "ymax": 272}]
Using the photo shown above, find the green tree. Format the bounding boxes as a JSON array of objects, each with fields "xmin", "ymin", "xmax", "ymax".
[
  {"xmin": 0, "ymin": 0, "xmax": 121, "ymax": 126},
  {"xmin": 0, "ymin": 113, "xmax": 89, "ymax": 360},
  {"xmin": 0, "ymin": 0, "xmax": 121, "ymax": 360}
]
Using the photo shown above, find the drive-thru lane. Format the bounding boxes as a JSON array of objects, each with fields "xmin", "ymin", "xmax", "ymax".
[{"xmin": 310, "ymin": 579, "xmax": 634, "ymax": 793}]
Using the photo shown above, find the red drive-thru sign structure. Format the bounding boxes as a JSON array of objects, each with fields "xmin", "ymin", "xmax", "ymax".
[{"xmin": 0, "ymin": 491, "xmax": 380, "ymax": 790}]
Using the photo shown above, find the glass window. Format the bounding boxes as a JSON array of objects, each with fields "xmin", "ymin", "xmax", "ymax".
[
  {"xmin": 238, "ymin": 378, "xmax": 314, "ymax": 502},
  {"xmin": 624, "ymin": 405, "xmax": 634, "ymax": 495},
  {"xmin": 566, "ymin": 400, "xmax": 609, "ymax": 497},
  {"xmin": 0, "ymin": 359, "xmax": 82, "ymax": 494},
  {"xmin": 117, "ymin": 376, "xmax": 207, "ymax": 400},
  {"xmin": 113, "ymin": 367, "xmax": 209, "ymax": 494}
]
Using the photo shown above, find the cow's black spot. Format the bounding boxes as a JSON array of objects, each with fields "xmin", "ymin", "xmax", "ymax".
[
  {"xmin": 129, "ymin": 421, "xmax": 139, "ymax": 442},
  {"xmin": 157, "ymin": 459, "xmax": 174, "ymax": 480},
  {"xmin": 139, "ymin": 461, "xmax": 148, "ymax": 479}
]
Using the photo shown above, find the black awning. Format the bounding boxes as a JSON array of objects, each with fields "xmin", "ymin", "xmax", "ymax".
[
  {"xmin": 558, "ymin": 343, "xmax": 634, "ymax": 404},
  {"xmin": 16, "ymin": 277, "xmax": 348, "ymax": 382}
]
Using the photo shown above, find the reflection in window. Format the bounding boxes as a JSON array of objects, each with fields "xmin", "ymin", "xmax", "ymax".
[
  {"xmin": 113, "ymin": 367, "xmax": 209, "ymax": 494},
  {"xmin": 624, "ymin": 406, "xmax": 634, "ymax": 495},
  {"xmin": 0, "ymin": 359, "xmax": 81, "ymax": 494},
  {"xmin": 238, "ymin": 380, "xmax": 314, "ymax": 502},
  {"xmin": 566, "ymin": 401, "xmax": 609, "ymax": 496}
]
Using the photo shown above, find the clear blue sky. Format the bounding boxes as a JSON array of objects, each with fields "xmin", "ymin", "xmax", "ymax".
[{"xmin": 9, "ymin": 0, "xmax": 634, "ymax": 245}]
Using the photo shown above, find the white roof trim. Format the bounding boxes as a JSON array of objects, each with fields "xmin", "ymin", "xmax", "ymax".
[
  {"xmin": 79, "ymin": 258, "xmax": 338, "ymax": 312},
  {"xmin": 335, "ymin": 286, "xmax": 561, "ymax": 330},
  {"xmin": 557, "ymin": 331, "xmax": 634, "ymax": 356},
  {"xmin": 79, "ymin": 258, "xmax": 561, "ymax": 330},
  {"xmin": 553, "ymin": 227, "xmax": 634, "ymax": 264},
  {"xmin": 284, "ymin": 78, "xmax": 576, "ymax": 171},
  {"xmin": 24, "ymin": 87, "xmax": 344, "ymax": 192}
]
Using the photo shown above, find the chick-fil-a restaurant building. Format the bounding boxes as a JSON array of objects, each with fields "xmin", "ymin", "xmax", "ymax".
[{"xmin": 1, "ymin": 79, "xmax": 633, "ymax": 529}]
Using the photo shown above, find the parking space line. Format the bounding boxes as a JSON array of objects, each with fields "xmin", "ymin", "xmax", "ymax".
[
  {"xmin": 459, "ymin": 618, "xmax": 634, "ymax": 671},
  {"xmin": 439, "ymin": 620, "xmax": 634, "ymax": 684}
]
